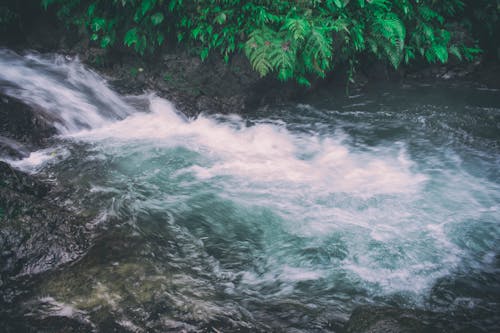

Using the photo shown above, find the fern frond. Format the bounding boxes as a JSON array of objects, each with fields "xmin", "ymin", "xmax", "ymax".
[
  {"xmin": 448, "ymin": 44, "xmax": 462, "ymax": 61},
  {"xmin": 380, "ymin": 13, "xmax": 405, "ymax": 51},
  {"xmin": 366, "ymin": 38, "xmax": 377, "ymax": 55},
  {"xmin": 368, "ymin": 0, "xmax": 390, "ymax": 10},
  {"xmin": 331, "ymin": 18, "xmax": 349, "ymax": 33},
  {"xmin": 425, "ymin": 44, "xmax": 448, "ymax": 63},
  {"xmin": 350, "ymin": 23, "xmax": 365, "ymax": 51},
  {"xmin": 369, "ymin": 12, "xmax": 406, "ymax": 67},
  {"xmin": 303, "ymin": 26, "xmax": 333, "ymax": 76},
  {"xmin": 268, "ymin": 42, "xmax": 296, "ymax": 81},
  {"xmin": 404, "ymin": 47, "xmax": 415, "ymax": 64},
  {"xmin": 421, "ymin": 23, "xmax": 435, "ymax": 42},
  {"xmin": 244, "ymin": 29, "xmax": 275, "ymax": 77},
  {"xmin": 251, "ymin": 47, "xmax": 273, "ymax": 76},
  {"xmin": 283, "ymin": 18, "xmax": 311, "ymax": 42}
]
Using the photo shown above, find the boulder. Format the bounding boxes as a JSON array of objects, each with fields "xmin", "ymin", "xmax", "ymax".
[{"xmin": 0, "ymin": 94, "xmax": 56, "ymax": 159}]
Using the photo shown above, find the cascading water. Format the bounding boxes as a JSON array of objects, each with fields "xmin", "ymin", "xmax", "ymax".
[
  {"xmin": 1, "ymin": 49, "xmax": 499, "ymax": 332},
  {"xmin": 0, "ymin": 49, "xmax": 135, "ymax": 133}
]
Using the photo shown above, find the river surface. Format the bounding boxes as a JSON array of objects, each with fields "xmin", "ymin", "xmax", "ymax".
[{"xmin": 1, "ymin": 49, "xmax": 499, "ymax": 332}]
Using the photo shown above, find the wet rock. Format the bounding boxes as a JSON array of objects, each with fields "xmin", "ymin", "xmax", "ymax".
[
  {"xmin": 344, "ymin": 306, "xmax": 448, "ymax": 333},
  {"xmin": 0, "ymin": 313, "xmax": 95, "ymax": 333},
  {"xmin": 345, "ymin": 302, "xmax": 500, "ymax": 333},
  {"xmin": 0, "ymin": 94, "xmax": 56, "ymax": 159},
  {"xmin": 0, "ymin": 162, "xmax": 90, "ymax": 278},
  {"xmin": 0, "ymin": 160, "xmax": 92, "ymax": 319},
  {"xmin": 0, "ymin": 95, "xmax": 86, "ymax": 289},
  {"xmin": 101, "ymin": 50, "xmax": 304, "ymax": 117},
  {"xmin": 0, "ymin": 94, "xmax": 56, "ymax": 146},
  {"xmin": 428, "ymin": 266, "xmax": 500, "ymax": 333},
  {"xmin": 0, "ymin": 161, "xmax": 49, "ymax": 197}
]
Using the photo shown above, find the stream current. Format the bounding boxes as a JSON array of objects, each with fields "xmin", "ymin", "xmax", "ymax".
[{"xmin": 1, "ymin": 49, "xmax": 499, "ymax": 331}]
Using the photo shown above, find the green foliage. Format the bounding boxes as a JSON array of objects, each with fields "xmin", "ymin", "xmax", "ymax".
[
  {"xmin": 366, "ymin": 12, "xmax": 406, "ymax": 67},
  {"xmin": 38, "ymin": 0, "xmax": 486, "ymax": 83}
]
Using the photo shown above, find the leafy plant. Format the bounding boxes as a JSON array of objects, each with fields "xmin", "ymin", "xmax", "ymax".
[{"xmin": 37, "ymin": 0, "xmax": 486, "ymax": 84}]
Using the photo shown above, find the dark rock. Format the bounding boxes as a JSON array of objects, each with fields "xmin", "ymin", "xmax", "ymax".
[
  {"xmin": 427, "ymin": 266, "xmax": 500, "ymax": 333},
  {"xmin": 0, "ymin": 92, "xmax": 95, "ymax": 316},
  {"xmin": 0, "ymin": 161, "xmax": 49, "ymax": 198},
  {"xmin": 344, "ymin": 306, "xmax": 447, "ymax": 333},
  {"xmin": 0, "ymin": 312, "xmax": 95, "ymax": 333},
  {"xmin": 0, "ymin": 160, "xmax": 92, "ymax": 316},
  {"xmin": 466, "ymin": 62, "xmax": 500, "ymax": 89},
  {"xmin": 345, "ymin": 302, "xmax": 500, "ymax": 333},
  {"xmin": 0, "ymin": 161, "xmax": 90, "ymax": 279},
  {"xmin": 101, "ymin": 50, "xmax": 305, "ymax": 117},
  {"xmin": 0, "ymin": 94, "xmax": 57, "ymax": 159}
]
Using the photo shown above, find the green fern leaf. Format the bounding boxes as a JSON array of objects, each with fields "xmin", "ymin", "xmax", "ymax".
[
  {"xmin": 244, "ymin": 29, "xmax": 274, "ymax": 77},
  {"xmin": 433, "ymin": 44, "xmax": 448, "ymax": 63},
  {"xmin": 283, "ymin": 18, "xmax": 310, "ymax": 42},
  {"xmin": 368, "ymin": 0, "xmax": 390, "ymax": 10},
  {"xmin": 268, "ymin": 43, "xmax": 296, "ymax": 81},
  {"xmin": 303, "ymin": 26, "xmax": 333, "ymax": 76},
  {"xmin": 369, "ymin": 12, "xmax": 406, "ymax": 67},
  {"xmin": 448, "ymin": 45, "xmax": 462, "ymax": 61}
]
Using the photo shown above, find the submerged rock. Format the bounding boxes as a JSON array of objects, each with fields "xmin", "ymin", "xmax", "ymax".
[
  {"xmin": 343, "ymin": 303, "xmax": 499, "ymax": 333},
  {"xmin": 0, "ymin": 160, "xmax": 91, "ymax": 278},
  {"xmin": 344, "ymin": 306, "xmax": 447, "ymax": 333}
]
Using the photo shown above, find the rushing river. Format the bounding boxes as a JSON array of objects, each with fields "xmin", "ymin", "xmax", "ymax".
[{"xmin": 1, "ymin": 49, "xmax": 499, "ymax": 332}]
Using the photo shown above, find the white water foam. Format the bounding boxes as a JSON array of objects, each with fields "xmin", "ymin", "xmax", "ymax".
[
  {"xmin": 67, "ymin": 96, "xmax": 463, "ymax": 297},
  {"xmin": 72, "ymin": 96, "xmax": 427, "ymax": 199},
  {"xmin": 5, "ymin": 147, "xmax": 69, "ymax": 173}
]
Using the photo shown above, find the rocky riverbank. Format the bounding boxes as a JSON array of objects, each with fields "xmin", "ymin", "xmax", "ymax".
[{"xmin": 0, "ymin": 95, "xmax": 92, "ymax": 289}]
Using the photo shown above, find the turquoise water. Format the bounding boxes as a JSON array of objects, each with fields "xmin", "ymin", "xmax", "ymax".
[{"xmin": 1, "ymin": 50, "xmax": 499, "ymax": 331}]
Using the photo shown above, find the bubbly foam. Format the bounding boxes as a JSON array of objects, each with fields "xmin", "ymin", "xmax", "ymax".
[
  {"xmin": 73, "ymin": 96, "xmax": 427, "ymax": 200},
  {"xmin": 5, "ymin": 147, "xmax": 69, "ymax": 173},
  {"xmin": 67, "ymin": 96, "xmax": 463, "ymax": 297}
]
